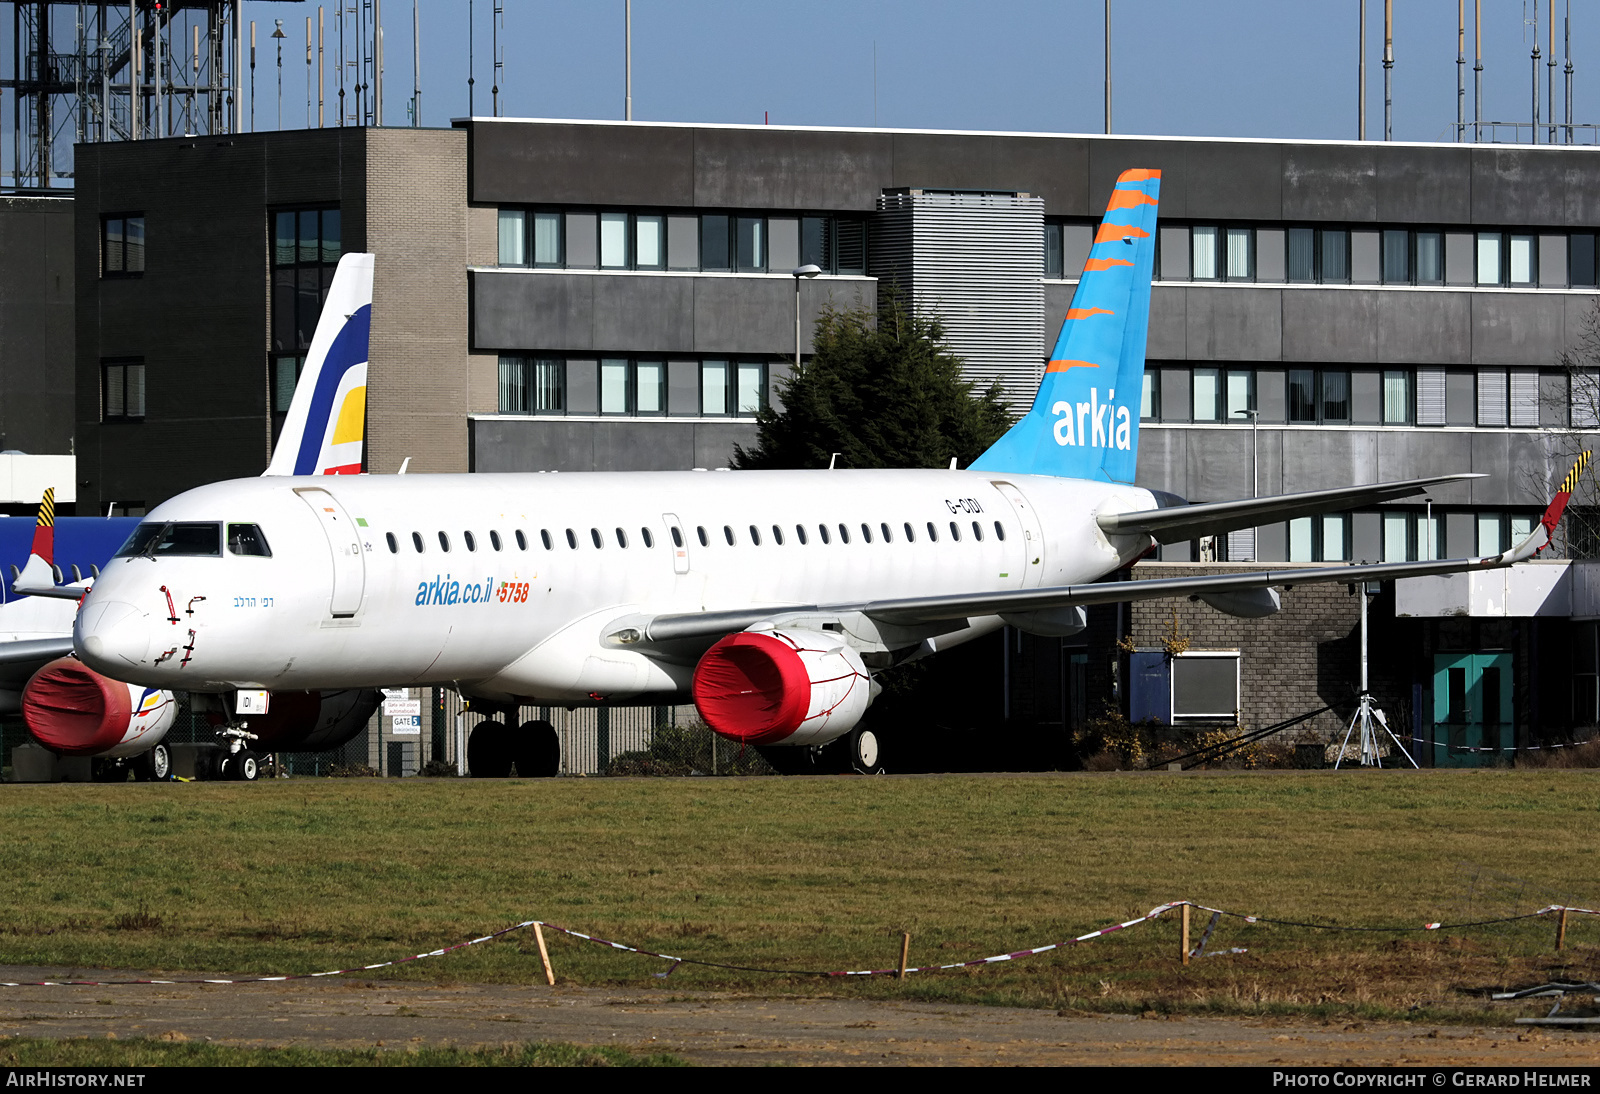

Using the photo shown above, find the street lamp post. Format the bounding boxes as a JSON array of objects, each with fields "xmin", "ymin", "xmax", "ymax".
[{"xmin": 792, "ymin": 264, "xmax": 821, "ymax": 369}]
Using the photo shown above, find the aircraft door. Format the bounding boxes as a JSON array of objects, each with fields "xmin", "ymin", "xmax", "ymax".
[
  {"xmin": 295, "ymin": 487, "xmax": 367, "ymax": 617},
  {"xmin": 991, "ymin": 482, "xmax": 1046, "ymax": 586},
  {"xmin": 663, "ymin": 513, "xmax": 690, "ymax": 575}
]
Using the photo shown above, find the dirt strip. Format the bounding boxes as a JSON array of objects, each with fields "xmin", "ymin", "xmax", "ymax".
[{"xmin": 0, "ymin": 970, "xmax": 1592, "ymax": 1065}]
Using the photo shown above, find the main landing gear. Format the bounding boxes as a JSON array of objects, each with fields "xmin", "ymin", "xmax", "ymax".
[
  {"xmin": 756, "ymin": 725, "xmax": 885, "ymax": 776},
  {"xmin": 467, "ymin": 717, "xmax": 560, "ymax": 778}
]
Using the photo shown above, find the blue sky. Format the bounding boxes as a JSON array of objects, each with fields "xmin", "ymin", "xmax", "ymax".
[{"xmin": 214, "ymin": 0, "xmax": 1592, "ymax": 143}]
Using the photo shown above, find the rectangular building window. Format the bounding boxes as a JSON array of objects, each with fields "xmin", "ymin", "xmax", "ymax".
[
  {"xmin": 533, "ymin": 211, "xmax": 562, "ymax": 266},
  {"xmin": 1477, "ymin": 369, "xmax": 1509, "ymax": 426},
  {"xmin": 1170, "ymin": 652, "xmax": 1240, "ymax": 724},
  {"xmin": 1288, "ymin": 370, "xmax": 1316, "ymax": 423},
  {"xmin": 1225, "ymin": 370, "xmax": 1253, "ymax": 420},
  {"xmin": 1383, "ymin": 370, "xmax": 1411, "ymax": 424},
  {"xmin": 736, "ymin": 217, "xmax": 766, "ymax": 272},
  {"xmin": 1159, "ymin": 226, "xmax": 1191, "ymax": 280},
  {"xmin": 1191, "ymin": 226, "xmax": 1219, "ymax": 280},
  {"xmin": 497, "ymin": 209, "xmax": 527, "ymax": 266},
  {"xmin": 599, "ymin": 212, "xmax": 630, "ymax": 269},
  {"xmin": 1508, "ymin": 234, "xmax": 1536, "ymax": 286},
  {"xmin": 1319, "ymin": 229, "xmax": 1349, "ymax": 282},
  {"xmin": 1225, "ymin": 227, "xmax": 1253, "ymax": 280},
  {"xmin": 1415, "ymin": 231, "xmax": 1443, "ymax": 284},
  {"xmin": 1287, "ymin": 228, "xmax": 1315, "ymax": 282},
  {"xmin": 1572, "ymin": 233, "xmax": 1598, "ymax": 288},
  {"xmin": 1382, "ymin": 229, "xmax": 1410, "ymax": 283},
  {"xmin": 634, "ymin": 215, "xmax": 664, "ymax": 270},
  {"xmin": 1476, "ymin": 232, "xmax": 1503, "ymax": 285},
  {"xmin": 269, "ymin": 206, "xmax": 340, "ymax": 421},
  {"xmin": 565, "ymin": 212, "xmax": 598, "ymax": 269},
  {"xmin": 1192, "ymin": 368, "xmax": 1220, "ymax": 421},
  {"xmin": 1319, "ymin": 371, "xmax": 1350, "ymax": 423},
  {"xmin": 102, "ymin": 359, "xmax": 145, "ymax": 421},
  {"xmin": 102, "ymin": 214, "xmax": 146, "ymax": 276},
  {"xmin": 1044, "ymin": 223, "xmax": 1063, "ymax": 279}
]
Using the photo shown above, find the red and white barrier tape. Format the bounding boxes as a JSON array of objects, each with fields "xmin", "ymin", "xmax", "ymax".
[{"xmin": 0, "ymin": 901, "xmax": 1593, "ymax": 988}]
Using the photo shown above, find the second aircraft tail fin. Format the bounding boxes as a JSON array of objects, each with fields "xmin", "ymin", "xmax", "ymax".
[
  {"xmin": 264, "ymin": 252, "xmax": 374, "ymax": 477},
  {"xmin": 969, "ymin": 169, "xmax": 1159, "ymax": 482}
]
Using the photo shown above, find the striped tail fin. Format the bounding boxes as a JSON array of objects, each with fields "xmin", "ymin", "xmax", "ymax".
[
  {"xmin": 969, "ymin": 168, "xmax": 1159, "ymax": 481},
  {"xmin": 264, "ymin": 252, "xmax": 374, "ymax": 477},
  {"xmin": 29, "ymin": 487, "xmax": 54, "ymax": 564},
  {"xmin": 1503, "ymin": 450, "xmax": 1591, "ymax": 562}
]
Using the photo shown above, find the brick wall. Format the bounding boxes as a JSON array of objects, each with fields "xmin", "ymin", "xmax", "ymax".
[{"xmin": 363, "ymin": 128, "xmax": 471, "ymax": 475}]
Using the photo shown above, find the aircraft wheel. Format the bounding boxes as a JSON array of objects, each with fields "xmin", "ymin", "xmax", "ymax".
[
  {"xmin": 845, "ymin": 726, "xmax": 884, "ymax": 775},
  {"xmin": 133, "ymin": 744, "xmax": 171, "ymax": 782},
  {"xmin": 233, "ymin": 750, "xmax": 261, "ymax": 782},
  {"xmin": 513, "ymin": 720, "xmax": 560, "ymax": 778},
  {"xmin": 468, "ymin": 719, "xmax": 512, "ymax": 777}
]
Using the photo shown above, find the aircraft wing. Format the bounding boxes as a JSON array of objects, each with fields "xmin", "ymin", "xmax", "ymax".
[
  {"xmin": 1097, "ymin": 472, "xmax": 1483, "ymax": 544},
  {"xmin": 629, "ymin": 460, "xmax": 1580, "ymax": 645}
]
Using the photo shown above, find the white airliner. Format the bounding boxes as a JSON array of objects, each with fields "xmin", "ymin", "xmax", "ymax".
[{"xmin": 71, "ymin": 170, "xmax": 1577, "ymax": 776}]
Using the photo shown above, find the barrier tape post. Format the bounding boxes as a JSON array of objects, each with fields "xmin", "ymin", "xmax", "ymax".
[
  {"xmin": 533, "ymin": 921, "xmax": 555, "ymax": 986},
  {"xmin": 898, "ymin": 932, "xmax": 911, "ymax": 980},
  {"xmin": 1557, "ymin": 908, "xmax": 1568, "ymax": 952},
  {"xmin": 1181, "ymin": 903, "xmax": 1191, "ymax": 966}
]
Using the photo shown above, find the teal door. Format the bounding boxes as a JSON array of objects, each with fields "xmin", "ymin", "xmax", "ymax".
[{"xmin": 1431, "ymin": 653, "xmax": 1512, "ymax": 767}]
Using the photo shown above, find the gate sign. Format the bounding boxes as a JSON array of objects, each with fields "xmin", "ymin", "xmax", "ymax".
[{"xmin": 385, "ymin": 698, "xmax": 421, "ymax": 735}]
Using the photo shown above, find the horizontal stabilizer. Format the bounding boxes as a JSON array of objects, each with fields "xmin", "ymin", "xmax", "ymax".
[
  {"xmin": 1096, "ymin": 473, "xmax": 1483, "ymax": 544},
  {"xmin": 10, "ymin": 553, "xmax": 86, "ymax": 600}
]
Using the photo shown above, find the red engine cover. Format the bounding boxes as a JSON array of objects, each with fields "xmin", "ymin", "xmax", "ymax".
[
  {"xmin": 691, "ymin": 631, "xmax": 810, "ymax": 744},
  {"xmin": 23, "ymin": 657, "xmax": 137, "ymax": 756}
]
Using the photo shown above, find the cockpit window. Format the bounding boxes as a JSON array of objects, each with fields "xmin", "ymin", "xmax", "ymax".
[
  {"xmin": 113, "ymin": 522, "xmax": 222, "ymax": 558},
  {"xmin": 227, "ymin": 523, "xmax": 272, "ymax": 557}
]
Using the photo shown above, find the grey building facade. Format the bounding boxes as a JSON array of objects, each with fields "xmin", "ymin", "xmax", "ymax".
[{"xmin": 69, "ymin": 118, "xmax": 1600, "ymax": 766}]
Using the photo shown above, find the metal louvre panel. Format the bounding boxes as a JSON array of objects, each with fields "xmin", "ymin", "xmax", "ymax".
[
  {"xmin": 1477, "ymin": 368, "xmax": 1508, "ymax": 426},
  {"xmin": 1416, "ymin": 367, "xmax": 1446, "ymax": 425},
  {"xmin": 1510, "ymin": 370, "xmax": 1540, "ymax": 427},
  {"xmin": 873, "ymin": 192, "xmax": 1045, "ymax": 412}
]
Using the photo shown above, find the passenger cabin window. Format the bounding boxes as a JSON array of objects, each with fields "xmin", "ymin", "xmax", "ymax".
[
  {"xmin": 994, "ymin": 522, "xmax": 1006, "ymax": 540},
  {"xmin": 697, "ymin": 526, "xmax": 709, "ymax": 547},
  {"xmin": 438, "ymin": 531, "xmax": 451, "ymax": 552},
  {"xmin": 724, "ymin": 525, "xmax": 736, "ymax": 545},
  {"xmin": 490, "ymin": 531, "xmax": 503, "ymax": 551},
  {"xmin": 670, "ymin": 527, "xmax": 684, "ymax": 548},
  {"xmin": 796, "ymin": 525, "xmax": 808, "ymax": 545},
  {"xmin": 227, "ymin": 523, "xmax": 272, "ymax": 557},
  {"xmin": 412, "ymin": 532, "xmax": 424, "ymax": 552},
  {"xmin": 385, "ymin": 532, "xmax": 398, "ymax": 553},
  {"xmin": 971, "ymin": 521, "xmax": 983, "ymax": 541},
  {"xmin": 590, "ymin": 528, "xmax": 604, "ymax": 548},
  {"xmin": 616, "ymin": 528, "xmax": 628, "ymax": 548},
  {"xmin": 926, "ymin": 522, "xmax": 939, "ymax": 542},
  {"xmin": 115, "ymin": 522, "xmax": 223, "ymax": 558},
  {"xmin": 818, "ymin": 524, "xmax": 831, "ymax": 544},
  {"xmin": 949, "ymin": 522, "xmax": 961, "ymax": 541},
  {"xmin": 838, "ymin": 524, "xmax": 850, "ymax": 544},
  {"xmin": 641, "ymin": 528, "xmax": 654, "ymax": 548},
  {"xmin": 904, "ymin": 522, "xmax": 916, "ymax": 542},
  {"xmin": 565, "ymin": 529, "xmax": 578, "ymax": 549},
  {"xmin": 880, "ymin": 522, "xmax": 893, "ymax": 542},
  {"xmin": 772, "ymin": 524, "xmax": 785, "ymax": 545},
  {"xmin": 537, "ymin": 530, "xmax": 550, "ymax": 550},
  {"xmin": 464, "ymin": 531, "xmax": 477, "ymax": 552},
  {"xmin": 860, "ymin": 523, "xmax": 873, "ymax": 543},
  {"xmin": 749, "ymin": 525, "xmax": 761, "ymax": 546}
]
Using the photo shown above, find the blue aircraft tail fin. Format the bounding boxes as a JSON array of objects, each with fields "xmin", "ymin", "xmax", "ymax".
[{"xmin": 968, "ymin": 168, "xmax": 1159, "ymax": 482}]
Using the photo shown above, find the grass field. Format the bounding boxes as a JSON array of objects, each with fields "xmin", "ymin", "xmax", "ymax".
[{"xmin": 0, "ymin": 769, "xmax": 1594, "ymax": 1022}]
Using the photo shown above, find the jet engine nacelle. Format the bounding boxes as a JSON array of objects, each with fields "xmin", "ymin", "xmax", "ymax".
[
  {"xmin": 692, "ymin": 629, "xmax": 878, "ymax": 747},
  {"xmin": 21, "ymin": 657, "xmax": 176, "ymax": 759},
  {"xmin": 201, "ymin": 688, "xmax": 383, "ymax": 751}
]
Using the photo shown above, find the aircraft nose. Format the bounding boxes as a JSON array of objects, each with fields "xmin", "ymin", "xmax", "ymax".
[{"xmin": 75, "ymin": 599, "xmax": 152, "ymax": 673}]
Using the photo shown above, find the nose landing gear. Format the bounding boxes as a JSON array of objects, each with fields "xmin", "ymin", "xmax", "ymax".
[{"xmin": 215, "ymin": 725, "xmax": 263, "ymax": 781}]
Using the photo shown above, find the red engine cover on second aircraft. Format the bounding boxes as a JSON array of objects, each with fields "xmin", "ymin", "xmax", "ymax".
[
  {"xmin": 692, "ymin": 629, "xmax": 874, "ymax": 747},
  {"xmin": 22, "ymin": 657, "xmax": 175, "ymax": 758}
]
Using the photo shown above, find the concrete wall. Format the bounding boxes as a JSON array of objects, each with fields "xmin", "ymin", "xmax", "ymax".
[
  {"xmin": 469, "ymin": 120, "xmax": 1600, "ymax": 224},
  {"xmin": 0, "ymin": 197, "xmax": 75, "ymax": 459},
  {"xmin": 472, "ymin": 269, "xmax": 874, "ymax": 356}
]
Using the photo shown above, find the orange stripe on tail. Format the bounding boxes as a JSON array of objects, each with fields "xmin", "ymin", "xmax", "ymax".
[
  {"xmin": 1117, "ymin": 168, "xmax": 1162, "ymax": 183},
  {"xmin": 1082, "ymin": 257, "xmax": 1134, "ymax": 272},
  {"xmin": 1044, "ymin": 359, "xmax": 1101, "ymax": 373},
  {"xmin": 1065, "ymin": 308, "xmax": 1115, "ymax": 320},
  {"xmin": 1094, "ymin": 223, "xmax": 1152, "ymax": 244},
  {"xmin": 1106, "ymin": 189, "xmax": 1159, "ymax": 210}
]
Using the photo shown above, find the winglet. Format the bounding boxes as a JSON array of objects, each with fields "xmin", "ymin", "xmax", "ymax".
[
  {"xmin": 264, "ymin": 252, "xmax": 374, "ymax": 477},
  {"xmin": 1499, "ymin": 450, "xmax": 1590, "ymax": 564}
]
